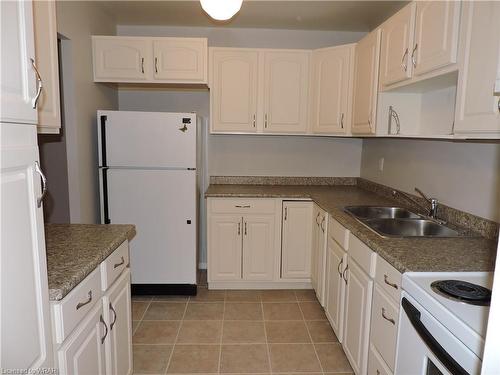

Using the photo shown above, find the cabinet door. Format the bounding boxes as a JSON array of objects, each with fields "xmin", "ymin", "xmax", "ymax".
[
  {"xmin": 1, "ymin": 124, "xmax": 53, "ymax": 369},
  {"xmin": 263, "ymin": 51, "xmax": 310, "ymax": 133},
  {"xmin": 242, "ymin": 215, "xmax": 275, "ymax": 281},
  {"xmin": 57, "ymin": 303, "xmax": 107, "ymax": 375},
  {"xmin": 104, "ymin": 270, "xmax": 132, "ymax": 375},
  {"xmin": 93, "ymin": 37, "xmax": 153, "ymax": 82},
  {"xmin": 413, "ymin": 1, "xmax": 460, "ymax": 77},
  {"xmin": 0, "ymin": 0, "xmax": 37, "ymax": 124},
  {"xmin": 153, "ymin": 38, "xmax": 207, "ymax": 83},
  {"xmin": 311, "ymin": 46, "xmax": 353, "ymax": 134},
  {"xmin": 380, "ymin": 3, "xmax": 415, "ymax": 86},
  {"xmin": 342, "ymin": 259, "xmax": 374, "ymax": 375},
  {"xmin": 33, "ymin": 0, "xmax": 61, "ymax": 133},
  {"xmin": 315, "ymin": 212, "xmax": 328, "ymax": 306},
  {"xmin": 208, "ymin": 215, "xmax": 243, "ymax": 281},
  {"xmin": 325, "ymin": 239, "xmax": 346, "ymax": 343},
  {"xmin": 310, "ymin": 206, "xmax": 320, "ymax": 291},
  {"xmin": 454, "ymin": 1, "xmax": 500, "ymax": 137},
  {"xmin": 281, "ymin": 202, "xmax": 313, "ymax": 279},
  {"xmin": 352, "ymin": 29, "xmax": 381, "ymax": 135},
  {"xmin": 210, "ymin": 49, "xmax": 259, "ymax": 133}
]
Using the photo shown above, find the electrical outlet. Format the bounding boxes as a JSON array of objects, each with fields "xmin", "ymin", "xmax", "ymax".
[{"xmin": 378, "ymin": 157, "xmax": 384, "ymax": 172}]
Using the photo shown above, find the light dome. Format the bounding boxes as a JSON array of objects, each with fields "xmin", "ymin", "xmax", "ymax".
[{"xmin": 200, "ymin": 0, "xmax": 243, "ymax": 21}]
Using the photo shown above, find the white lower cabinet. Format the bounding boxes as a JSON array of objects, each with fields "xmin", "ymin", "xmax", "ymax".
[
  {"xmin": 312, "ymin": 207, "xmax": 328, "ymax": 306},
  {"xmin": 242, "ymin": 215, "xmax": 276, "ymax": 281}
]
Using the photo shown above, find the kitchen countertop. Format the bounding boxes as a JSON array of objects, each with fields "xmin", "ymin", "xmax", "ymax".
[
  {"xmin": 205, "ymin": 184, "xmax": 497, "ymax": 273},
  {"xmin": 45, "ymin": 224, "xmax": 136, "ymax": 301}
]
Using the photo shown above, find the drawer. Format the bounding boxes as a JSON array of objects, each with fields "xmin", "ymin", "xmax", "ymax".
[
  {"xmin": 370, "ymin": 285, "xmax": 399, "ymax": 371},
  {"xmin": 348, "ymin": 233, "xmax": 377, "ymax": 277},
  {"xmin": 101, "ymin": 240, "xmax": 129, "ymax": 291},
  {"xmin": 368, "ymin": 343, "xmax": 393, "ymax": 375},
  {"xmin": 375, "ymin": 256, "xmax": 402, "ymax": 303},
  {"xmin": 328, "ymin": 216, "xmax": 349, "ymax": 250},
  {"xmin": 209, "ymin": 198, "xmax": 277, "ymax": 214},
  {"xmin": 52, "ymin": 267, "xmax": 102, "ymax": 344}
]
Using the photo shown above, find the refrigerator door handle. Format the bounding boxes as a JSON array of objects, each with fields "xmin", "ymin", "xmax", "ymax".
[{"xmin": 102, "ymin": 168, "xmax": 111, "ymax": 224}]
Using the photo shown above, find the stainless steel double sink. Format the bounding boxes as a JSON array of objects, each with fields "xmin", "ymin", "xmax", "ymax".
[{"xmin": 344, "ymin": 206, "xmax": 460, "ymax": 238}]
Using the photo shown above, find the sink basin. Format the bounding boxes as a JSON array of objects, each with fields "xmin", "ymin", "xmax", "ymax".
[
  {"xmin": 365, "ymin": 218, "xmax": 460, "ymax": 238},
  {"xmin": 344, "ymin": 206, "xmax": 421, "ymax": 220}
]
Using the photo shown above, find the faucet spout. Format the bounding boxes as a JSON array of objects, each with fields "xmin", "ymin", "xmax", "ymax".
[{"xmin": 392, "ymin": 188, "xmax": 440, "ymax": 220}]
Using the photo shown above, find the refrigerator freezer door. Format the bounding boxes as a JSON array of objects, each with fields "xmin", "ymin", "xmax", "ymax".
[
  {"xmin": 104, "ymin": 168, "xmax": 197, "ymax": 285},
  {"xmin": 98, "ymin": 110, "xmax": 196, "ymax": 168}
]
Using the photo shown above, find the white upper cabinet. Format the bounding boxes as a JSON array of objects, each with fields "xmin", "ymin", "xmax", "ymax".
[
  {"xmin": 454, "ymin": 1, "xmax": 500, "ymax": 138},
  {"xmin": 1, "ymin": 0, "xmax": 37, "ymax": 125},
  {"xmin": 311, "ymin": 45, "xmax": 355, "ymax": 135},
  {"xmin": 210, "ymin": 49, "xmax": 259, "ymax": 133},
  {"xmin": 153, "ymin": 38, "xmax": 207, "ymax": 83},
  {"xmin": 263, "ymin": 51, "xmax": 310, "ymax": 133},
  {"xmin": 351, "ymin": 29, "xmax": 381, "ymax": 135},
  {"xmin": 380, "ymin": 3, "xmax": 415, "ymax": 86}
]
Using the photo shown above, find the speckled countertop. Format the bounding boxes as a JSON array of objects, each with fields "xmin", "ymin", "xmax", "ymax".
[
  {"xmin": 45, "ymin": 224, "xmax": 136, "ymax": 301},
  {"xmin": 205, "ymin": 184, "xmax": 497, "ymax": 273}
]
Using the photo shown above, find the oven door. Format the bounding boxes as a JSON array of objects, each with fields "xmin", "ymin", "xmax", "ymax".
[{"xmin": 395, "ymin": 292, "xmax": 482, "ymax": 375}]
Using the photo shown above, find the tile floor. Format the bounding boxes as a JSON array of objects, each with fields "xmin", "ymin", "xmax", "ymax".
[{"xmin": 131, "ymin": 287, "xmax": 353, "ymax": 374}]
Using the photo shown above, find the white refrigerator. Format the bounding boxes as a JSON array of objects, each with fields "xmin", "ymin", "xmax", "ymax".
[{"xmin": 97, "ymin": 110, "xmax": 201, "ymax": 294}]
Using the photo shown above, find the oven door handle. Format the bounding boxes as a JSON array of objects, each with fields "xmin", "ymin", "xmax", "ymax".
[{"xmin": 401, "ymin": 297, "xmax": 470, "ymax": 375}]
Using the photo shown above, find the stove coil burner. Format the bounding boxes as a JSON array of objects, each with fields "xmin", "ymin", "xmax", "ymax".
[{"xmin": 431, "ymin": 280, "xmax": 491, "ymax": 306}]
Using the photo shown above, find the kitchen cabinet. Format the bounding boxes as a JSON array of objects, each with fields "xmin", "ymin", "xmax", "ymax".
[
  {"xmin": 242, "ymin": 215, "xmax": 276, "ymax": 281},
  {"xmin": 1, "ymin": 0, "xmax": 38, "ymax": 125},
  {"xmin": 33, "ymin": 0, "xmax": 61, "ymax": 133},
  {"xmin": 310, "ymin": 45, "xmax": 355, "ymax": 135},
  {"xmin": 281, "ymin": 201, "xmax": 314, "ymax": 279},
  {"xmin": 351, "ymin": 29, "xmax": 381, "ymax": 135},
  {"xmin": 454, "ymin": 1, "xmax": 500, "ymax": 138},
  {"xmin": 311, "ymin": 206, "xmax": 328, "ymax": 306}
]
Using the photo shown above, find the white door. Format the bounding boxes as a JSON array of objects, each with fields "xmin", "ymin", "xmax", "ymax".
[
  {"xmin": 454, "ymin": 1, "xmax": 500, "ymax": 137},
  {"xmin": 315, "ymin": 212, "xmax": 328, "ymax": 306},
  {"xmin": 380, "ymin": 3, "xmax": 415, "ymax": 86},
  {"xmin": 311, "ymin": 45, "xmax": 354, "ymax": 134},
  {"xmin": 153, "ymin": 38, "xmax": 207, "ymax": 83},
  {"xmin": 104, "ymin": 270, "xmax": 132, "ymax": 375},
  {"xmin": 325, "ymin": 239, "xmax": 346, "ymax": 342},
  {"xmin": 92, "ymin": 37, "xmax": 153, "ymax": 82},
  {"xmin": 208, "ymin": 215, "xmax": 243, "ymax": 281},
  {"xmin": 263, "ymin": 51, "xmax": 310, "ymax": 133},
  {"xmin": 1, "ymin": 124, "xmax": 53, "ymax": 369},
  {"xmin": 242, "ymin": 215, "xmax": 275, "ymax": 281},
  {"xmin": 342, "ymin": 259, "xmax": 374, "ymax": 375},
  {"xmin": 352, "ymin": 29, "xmax": 382, "ymax": 135},
  {"xmin": 281, "ymin": 201, "xmax": 313, "ymax": 279},
  {"xmin": 57, "ymin": 303, "xmax": 107, "ymax": 375},
  {"xmin": 0, "ymin": 0, "xmax": 38, "ymax": 124},
  {"xmin": 413, "ymin": 1, "xmax": 461, "ymax": 77},
  {"xmin": 210, "ymin": 49, "xmax": 259, "ymax": 133}
]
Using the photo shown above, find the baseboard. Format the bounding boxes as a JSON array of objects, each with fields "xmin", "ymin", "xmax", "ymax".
[
  {"xmin": 198, "ymin": 262, "xmax": 207, "ymax": 270},
  {"xmin": 208, "ymin": 280, "xmax": 312, "ymax": 290},
  {"xmin": 131, "ymin": 283, "xmax": 197, "ymax": 296}
]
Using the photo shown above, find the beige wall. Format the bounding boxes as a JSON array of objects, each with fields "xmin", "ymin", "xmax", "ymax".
[
  {"xmin": 56, "ymin": 1, "xmax": 118, "ymax": 223},
  {"xmin": 361, "ymin": 138, "xmax": 500, "ymax": 222}
]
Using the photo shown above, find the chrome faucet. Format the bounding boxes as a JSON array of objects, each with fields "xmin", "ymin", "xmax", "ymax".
[{"xmin": 392, "ymin": 188, "xmax": 440, "ymax": 220}]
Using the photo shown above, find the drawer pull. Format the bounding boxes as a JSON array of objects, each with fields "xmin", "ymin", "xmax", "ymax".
[
  {"xmin": 316, "ymin": 212, "xmax": 321, "ymax": 225},
  {"xmin": 113, "ymin": 256, "xmax": 125, "ymax": 269},
  {"xmin": 381, "ymin": 307, "xmax": 396, "ymax": 325},
  {"xmin": 99, "ymin": 314, "xmax": 108, "ymax": 344},
  {"xmin": 235, "ymin": 205, "xmax": 251, "ymax": 208},
  {"xmin": 337, "ymin": 258, "xmax": 344, "ymax": 276},
  {"xmin": 109, "ymin": 302, "xmax": 117, "ymax": 330},
  {"xmin": 320, "ymin": 216, "xmax": 326, "ymax": 232},
  {"xmin": 384, "ymin": 274, "xmax": 399, "ymax": 290},
  {"xmin": 76, "ymin": 291, "xmax": 92, "ymax": 310},
  {"xmin": 342, "ymin": 264, "xmax": 349, "ymax": 284}
]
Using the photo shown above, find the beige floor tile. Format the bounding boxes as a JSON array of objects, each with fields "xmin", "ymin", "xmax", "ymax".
[
  {"xmin": 265, "ymin": 321, "xmax": 311, "ymax": 343},
  {"xmin": 132, "ymin": 320, "xmax": 139, "ymax": 334},
  {"xmin": 269, "ymin": 343, "xmax": 322, "ymax": 372},
  {"xmin": 306, "ymin": 320, "xmax": 338, "ymax": 343},
  {"xmin": 132, "ymin": 295, "xmax": 153, "ymax": 302},
  {"xmin": 184, "ymin": 302, "xmax": 224, "ymax": 320},
  {"xmin": 132, "ymin": 301, "xmax": 149, "ymax": 320},
  {"xmin": 224, "ymin": 303, "xmax": 263, "ymax": 320},
  {"xmin": 133, "ymin": 321, "xmax": 180, "ymax": 344},
  {"xmin": 225, "ymin": 290, "xmax": 262, "ymax": 302},
  {"xmin": 220, "ymin": 344, "xmax": 270, "ymax": 373},
  {"xmin": 260, "ymin": 289, "xmax": 297, "ymax": 302},
  {"xmin": 294, "ymin": 289, "xmax": 318, "ymax": 301},
  {"xmin": 315, "ymin": 343, "xmax": 353, "ymax": 372},
  {"xmin": 152, "ymin": 295, "xmax": 190, "ymax": 302},
  {"xmin": 133, "ymin": 345, "xmax": 172, "ymax": 374},
  {"xmin": 190, "ymin": 287, "xmax": 225, "ymax": 302},
  {"xmin": 176, "ymin": 320, "xmax": 222, "ymax": 344},
  {"xmin": 263, "ymin": 303, "xmax": 302, "ymax": 320},
  {"xmin": 167, "ymin": 344, "xmax": 220, "ymax": 373},
  {"xmin": 300, "ymin": 301, "xmax": 327, "ymax": 320},
  {"xmin": 143, "ymin": 302, "xmax": 186, "ymax": 320},
  {"xmin": 222, "ymin": 321, "xmax": 266, "ymax": 343}
]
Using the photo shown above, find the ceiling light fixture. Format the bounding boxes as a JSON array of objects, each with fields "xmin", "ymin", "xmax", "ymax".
[{"xmin": 200, "ymin": 0, "xmax": 243, "ymax": 21}]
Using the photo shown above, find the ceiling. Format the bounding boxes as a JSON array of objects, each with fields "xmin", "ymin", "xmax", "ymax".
[{"xmin": 96, "ymin": 1, "xmax": 408, "ymax": 31}]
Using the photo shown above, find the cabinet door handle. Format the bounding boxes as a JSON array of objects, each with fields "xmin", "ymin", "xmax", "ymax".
[
  {"xmin": 154, "ymin": 57, "xmax": 158, "ymax": 73},
  {"xmin": 265, "ymin": 113, "xmax": 268, "ymax": 128},
  {"xmin": 99, "ymin": 314, "xmax": 108, "ymax": 344},
  {"xmin": 337, "ymin": 258, "xmax": 344, "ymax": 276},
  {"xmin": 34, "ymin": 161, "xmax": 47, "ymax": 208},
  {"xmin": 384, "ymin": 274, "xmax": 399, "ymax": 290},
  {"xmin": 109, "ymin": 302, "xmax": 117, "ymax": 330},
  {"xmin": 237, "ymin": 222, "xmax": 241, "ymax": 235},
  {"xmin": 315, "ymin": 212, "xmax": 321, "ymax": 225},
  {"xmin": 340, "ymin": 113, "xmax": 344, "ymax": 129},
  {"xmin": 30, "ymin": 58, "xmax": 43, "ymax": 109},
  {"xmin": 76, "ymin": 291, "xmax": 92, "ymax": 310},
  {"xmin": 235, "ymin": 205, "xmax": 251, "ymax": 208},
  {"xmin": 411, "ymin": 44, "xmax": 418, "ymax": 68},
  {"xmin": 342, "ymin": 264, "xmax": 349, "ymax": 284},
  {"xmin": 141, "ymin": 57, "xmax": 145, "ymax": 74},
  {"xmin": 284, "ymin": 207, "xmax": 288, "ymax": 221},
  {"xmin": 382, "ymin": 307, "xmax": 396, "ymax": 325},
  {"xmin": 320, "ymin": 216, "xmax": 325, "ymax": 232},
  {"xmin": 401, "ymin": 48, "xmax": 408, "ymax": 72},
  {"xmin": 253, "ymin": 114, "xmax": 256, "ymax": 127},
  {"xmin": 244, "ymin": 222, "xmax": 247, "ymax": 235},
  {"xmin": 497, "ymin": 97, "xmax": 500, "ymax": 113},
  {"xmin": 113, "ymin": 256, "xmax": 125, "ymax": 269}
]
